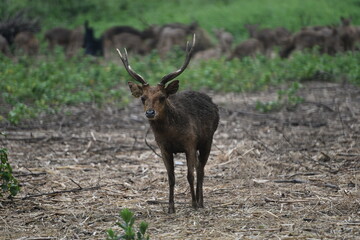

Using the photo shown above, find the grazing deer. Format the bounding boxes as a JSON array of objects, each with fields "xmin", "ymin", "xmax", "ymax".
[
  {"xmin": 44, "ymin": 27, "xmax": 73, "ymax": 52},
  {"xmin": 279, "ymin": 27, "xmax": 340, "ymax": 58},
  {"xmin": 244, "ymin": 24, "xmax": 291, "ymax": 57},
  {"xmin": 117, "ymin": 35, "xmax": 219, "ymax": 213},
  {"xmin": 13, "ymin": 31, "xmax": 39, "ymax": 56},
  {"xmin": 0, "ymin": 34, "xmax": 12, "ymax": 57},
  {"xmin": 102, "ymin": 25, "xmax": 157, "ymax": 59},
  {"xmin": 66, "ymin": 26, "xmax": 84, "ymax": 58},
  {"xmin": 227, "ymin": 38, "xmax": 263, "ymax": 60}
]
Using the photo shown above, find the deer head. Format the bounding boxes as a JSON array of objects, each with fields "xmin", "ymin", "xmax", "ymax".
[
  {"xmin": 117, "ymin": 35, "xmax": 195, "ymax": 120},
  {"xmin": 340, "ymin": 17, "xmax": 352, "ymax": 26}
]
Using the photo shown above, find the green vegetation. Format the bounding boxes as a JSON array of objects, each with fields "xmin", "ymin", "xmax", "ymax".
[
  {"xmin": 0, "ymin": 52, "xmax": 128, "ymax": 124},
  {"xmin": 256, "ymin": 81, "xmax": 304, "ymax": 113},
  {"xmin": 107, "ymin": 208, "xmax": 150, "ymax": 240},
  {"xmin": 1, "ymin": 0, "xmax": 360, "ymax": 123},
  {"xmin": 3, "ymin": 0, "xmax": 360, "ymax": 38},
  {"xmin": 0, "ymin": 147, "xmax": 20, "ymax": 198}
]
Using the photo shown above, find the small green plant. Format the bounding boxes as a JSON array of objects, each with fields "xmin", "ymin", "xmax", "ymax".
[
  {"xmin": 256, "ymin": 81, "xmax": 304, "ymax": 113},
  {"xmin": 0, "ymin": 148, "xmax": 20, "ymax": 198},
  {"xmin": 107, "ymin": 208, "xmax": 150, "ymax": 240}
]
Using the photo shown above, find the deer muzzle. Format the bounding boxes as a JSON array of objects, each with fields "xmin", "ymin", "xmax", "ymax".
[{"xmin": 145, "ymin": 109, "xmax": 156, "ymax": 119}]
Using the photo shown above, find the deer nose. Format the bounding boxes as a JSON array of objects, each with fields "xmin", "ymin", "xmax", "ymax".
[{"xmin": 145, "ymin": 109, "xmax": 156, "ymax": 118}]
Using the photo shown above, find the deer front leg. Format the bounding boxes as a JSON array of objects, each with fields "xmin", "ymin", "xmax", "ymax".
[{"xmin": 161, "ymin": 151, "xmax": 176, "ymax": 213}]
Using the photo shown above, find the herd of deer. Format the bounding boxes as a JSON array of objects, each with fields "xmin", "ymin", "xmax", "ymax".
[{"xmin": 1, "ymin": 17, "xmax": 360, "ymax": 60}]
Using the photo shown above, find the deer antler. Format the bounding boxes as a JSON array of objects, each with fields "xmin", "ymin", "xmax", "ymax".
[
  {"xmin": 159, "ymin": 34, "xmax": 196, "ymax": 86},
  {"xmin": 117, "ymin": 48, "xmax": 148, "ymax": 85}
]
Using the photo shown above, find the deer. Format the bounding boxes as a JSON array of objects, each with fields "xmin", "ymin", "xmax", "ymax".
[
  {"xmin": 244, "ymin": 24, "xmax": 291, "ymax": 57},
  {"xmin": 339, "ymin": 17, "xmax": 357, "ymax": 52},
  {"xmin": 44, "ymin": 27, "xmax": 73, "ymax": 52},
  {"xmin": 227, "ymin": 38, "xmax": 263, "ymax": 60},
  {"xmin": 102, "ymin": 25, "xmax": 157, "ymax": 60},
  {"xmin": 116, "ymin": 35, "xmax": 219, "ymax": 213},
  {"xmin": 13, "ymin": 31, "xmax": 39, "ymax": 56},
  {"xmin": 0, "ymin": 34, "xmax": 12, "ymax": 58}
]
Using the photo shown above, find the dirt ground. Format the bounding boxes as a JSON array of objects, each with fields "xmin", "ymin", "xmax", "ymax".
[{"xmin": 0, "ymin": 81, "xmax": 359, "ymax": 240}]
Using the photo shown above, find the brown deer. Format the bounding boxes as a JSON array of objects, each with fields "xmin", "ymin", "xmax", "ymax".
[
  {"xmin": 66, "ymin": 26, "xmax": 84, "ymax": 58},
  {"xmin": 102, "ymin": 25, "xmax": 157, "ymax": 60},
  {"xmin": 44, "ymin": 27, "xmax": 73, "ymax": 52},
  {"xmin": 117, "ymin": 35, "xmax": 219, "ymax": 213},
  {"xmin": 214, "ymin": 28, "xmax": 234, "ymax": 54},
  {"xmin": 227, "ymin": 38, "xmax": 263, "ymax": 60},
  {"xmin": 244, "ymin": 24, "xmax": 291, "ymax": 57},
  {"xmin": 339, "ymin": 17, "xmax": 357, "ymax": 52},
  {"xmin": 13, "ymin": 31, "xmax": 39, "ymax": 56},
  {"xmin": 279, "ymin": 27, "xmax": 340, "ymax": 58},
  {"xmin": 0, "ymin": 34, "xmax": 12, "ymax": 57}
]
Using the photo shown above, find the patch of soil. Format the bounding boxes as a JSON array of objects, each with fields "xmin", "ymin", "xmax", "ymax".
[{"xmin": 1, "ymin": 81, "xmax": 359, "ymax": 239}]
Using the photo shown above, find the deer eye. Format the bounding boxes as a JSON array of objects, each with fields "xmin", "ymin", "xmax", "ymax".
[
  {"xmin": 159, "ymin": 96, "xmax": 166, "ymax": 102},
  {"xmin": 140, "ymin": 96, "xmax": 147, "ymax": 104}
]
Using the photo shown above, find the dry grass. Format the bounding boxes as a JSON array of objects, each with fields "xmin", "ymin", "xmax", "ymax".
[{"xmin": 0, "ymin": 81, "xmax": 359, "ymax": 239}]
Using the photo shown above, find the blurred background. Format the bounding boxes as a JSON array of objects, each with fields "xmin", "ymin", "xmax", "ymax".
[{"xmin": 1, "ymin": 0, "xmax": 360, "ymax": 124}]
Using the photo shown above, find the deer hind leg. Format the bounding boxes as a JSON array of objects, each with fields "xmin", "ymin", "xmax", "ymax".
[
  {"xmin": 196, "ymin": 142, "xmax": 212, "ymax": 208},
  {"xmin": 185, "ymin": 150, "xmax": 197, "ymax": 209}
]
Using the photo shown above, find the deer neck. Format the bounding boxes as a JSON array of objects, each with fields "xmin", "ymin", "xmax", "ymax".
[{"xmin": 149, "ymin": 101, "xmax": 184, "ymax": 132}]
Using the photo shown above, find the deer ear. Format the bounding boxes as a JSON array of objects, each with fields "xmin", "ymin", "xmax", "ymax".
[
  {"xmin": 128, "ymin": 82, "xmax": 143, "ymax": 98},
  {"xmin": 165, "ymin": 80, "xmax": 179, "ymax": 95}
]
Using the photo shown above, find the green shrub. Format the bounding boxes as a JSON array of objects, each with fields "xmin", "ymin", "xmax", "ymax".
[
  {"xmin": 0, "ymin": 148, "xmax": 20, "ymax": 198},
  {"xmin": 256, "ymin": 81, "xmax": 304, "ymax": 113},
  {"xmin": 107, "ymin": 208, "xmax": 149, "ymax": 240}
]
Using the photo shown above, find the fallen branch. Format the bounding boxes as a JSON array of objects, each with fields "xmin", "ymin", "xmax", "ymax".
[
  {"xmin": 302, "ymin": 101, "xmax": 334, "ymax": 112},
  {"xmin": 274, "ymin": 179, "xmax": 340, "ymax": 190},
  {"xmin": 286, "ymin": 172, "xmax": 322, "ymax": 178},
  {"xmin": 15, "ymin": 237, "xmax": 57, "ymax": 240},
  {"xmin": 14, "ymin": 172, "xmax": 47, "ymax": 177},
  {"xmin": 236, "ymin": 228, "xmax": 280, "ymax": 232},
  {"xmin": 336, "ymin": 153, "xmax": 360, "ymax": 157},
  {"xmin": 22, "ymin": 185, "xmax": 102, "ymax": 200},
  {"xmin": 146, "ymin": 200, "xmax": 187, "ymax": 205},
  {"xmin": 274, "ymin": 179, "xmax": 309, "ymax": 184},
  {"xmin": 264, "ymin": 197, "xmax": 316, "ymax": 203},
  {"xmin": 1, "ymin": 136, "xmax": 64, "ymax": 142},
  {"xmin": 144, "ymin": 128, "xmax": 161, "ymax": 158},
  {"xmin": 322, "ymin": 183, "xmax": 340, "ymax": 190}
]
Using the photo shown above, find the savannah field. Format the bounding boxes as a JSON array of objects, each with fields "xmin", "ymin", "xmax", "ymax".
[{"xmin": 1, "ymin": 0, "xmax": 360, "ymax": 239}]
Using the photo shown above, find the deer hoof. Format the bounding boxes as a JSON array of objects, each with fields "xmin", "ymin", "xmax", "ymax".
[
  {"xmin": 168, "ymin": 203, "xmax": 175, "ymax": 214},
  {"xmin": 168, "ymin": 207, "xmax": 175, "ymax": 214}
]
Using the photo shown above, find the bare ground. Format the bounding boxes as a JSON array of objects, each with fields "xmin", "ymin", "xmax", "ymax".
[{"xmin": 0, "ymin": 81, "xmax": 359, "ymax": 240}]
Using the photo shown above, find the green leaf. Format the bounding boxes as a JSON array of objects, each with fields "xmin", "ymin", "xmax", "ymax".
[
  {"xmin": 139, "ymin": 222, "xmax": 149, "ymax": 235},
  {"xmin": 120, "ymin": 209, "xmax": 134, "ymax": 224}
]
